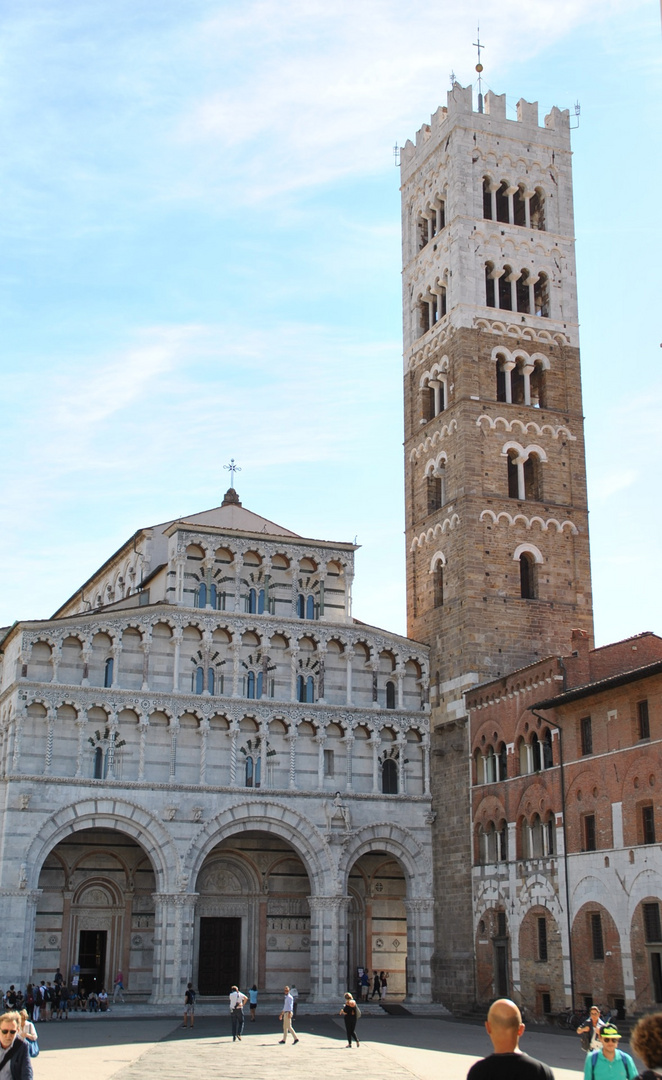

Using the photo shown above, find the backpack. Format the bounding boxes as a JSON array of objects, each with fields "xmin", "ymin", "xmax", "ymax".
[
  {"xmin": 355, "ymin": 1004, "xmax": 361, "ymax": 1020},
  {"xmin": 185, "ymin": 989, "xmax": 195, "ymax": 1005}
]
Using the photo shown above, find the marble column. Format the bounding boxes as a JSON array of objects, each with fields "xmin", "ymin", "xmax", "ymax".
[
  {"xmin": 307, "ymin": 895, "xmax": 351, "ymax": 1003},
  {"xmin": 151, "ymin": 893, "xmax": 199, "ymax": 1003}
]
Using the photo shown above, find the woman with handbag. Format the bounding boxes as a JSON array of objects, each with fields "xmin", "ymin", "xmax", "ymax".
[{"xmin": 17, "ymin": 1013, "xmax": 38, "ymax": 1059}]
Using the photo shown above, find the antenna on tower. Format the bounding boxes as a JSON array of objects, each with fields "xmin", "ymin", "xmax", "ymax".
[
  {"xmin": 473, "ymin": 25, "xmax": 485, "ymax": 113},
  {"xmin": 570, "ymin": 101, "xmax": 581, "ymax": 129},
  {"xmin": 449, "ymin": 70, "xmax": 456, "ymax": 87},
  {"xmin": 393, "ymin": 142, "xmax": 400, "ymax": 167}
]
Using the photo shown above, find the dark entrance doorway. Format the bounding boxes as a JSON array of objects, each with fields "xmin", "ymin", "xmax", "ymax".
[
  {"xmin": 198, "ymin": 917, "xmax": 241, "ymax": 995},
  {"xmin": 78, "ymin": 930, "xmax": 107, "ymax": 992}
]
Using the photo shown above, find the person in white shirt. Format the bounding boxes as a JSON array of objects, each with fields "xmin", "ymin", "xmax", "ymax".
[
  {"xmin": 229, "ymin": 986, "xmax": 247, "ymax": 1042},
  {"xmin": 278, "ymin": 986, "xmax": 299, "ymax": 1044}
]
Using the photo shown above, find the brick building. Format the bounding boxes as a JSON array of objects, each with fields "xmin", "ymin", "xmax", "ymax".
[{"xmin": 469, "ymin": 630, "xmax": 662, "ymax": 1017}]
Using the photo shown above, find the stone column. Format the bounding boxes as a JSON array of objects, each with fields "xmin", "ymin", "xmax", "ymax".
[
  {"xmin": 111, "ymin": 641, "xmax": 122, "ymax": 689},
  {"xmin": 286, "ymin": 729, "xmax": 298, "ymax": 790},
  {"xmin": 345, "ymin": 650, "xmax": 353, "ymax": 706},
  {"xmin": 81, "ymin": 645, "xmax": 91, "ymax": 687},
  {"xmin": 228, "ymin": 723, "xmax": 240, "ymax": 786},
  {"xmin": 199, "ymin": 718, "xmax": 210, "ymax": 785},
  {"xmin": 501, "ymin": 358, "xmax": 515, "ymax": 402},
  {"xmin": 397, "ymin": 732, "xmax": 407, "ymax": 794},
  {"xmin": 396, "ymin": 667, "xmax": 405, "ymax": 708},
  {"xmin": 307, "ymin": 896, "xmax": 351, "ymax": 1004},
  {"xmin": 403, "ymin": 897, "xmax": 435, "ymax": 1003},
  {"xmin": 141, "ymin": 628, "xmax": 152, "ymax": 691},
  {"xmin": 168, "ymin": 717, "xmax": 180, "ymax": 783},
  {"xmin": 74, "ymin": 709, "xmax": 88, "ymax": 778},
  {"xmin": 259, "ymin": 721, "xmax": 269, "ymax": 790},
  {"xmin": 314, "ymin": 730, "xmax": 326, "ymax": 790},
  {"xmin": 522, "ymin": 361, "xmax": 534, "ymax": 406},
  {"xmin": 290, "ymin": 646, "xmax": 300, "ymax": 702},
  {"xmin": 138, "ymin": 714, "xmax": 150, "ymax": 782},
  {"xmin": 371, "ymin": 729, "xmax": 381, "ymax": 793},
  {"xmin": 231, "ymin": 642, "xmax": 241, "ymax": 698},
  {"xmin": 172, "ymin": 628, "xmax": 182, "ymax": 693},
  {"xmin": 342, "ymin": 731, "xmax": 354, "ymax": 792},
  {"xmin": 317, "ymin": 644, "xmax": 326, "ymax": 703},
  {"xmin": 51, "ymin": 639, "xmax": 62, "ymax": 683},
  {"xmin": 422, "ymin": 733, "xmax": 431, "ymax": 796},
  {"xmin": 11, "ymin": 705, "xmax": 26, "ymax": 776},
  {"xmin": 151, "ymin": 893, "xmax": 199, "ymax": 1004},
  {"xmin": 371, "ymin": 664, "xmax": 379, "ymax": 706},
  {"xmin": 44, "ymin": 707, "xmax": 56, "ymax": 776},
  {"xmin": 174, "ymin": 556, "xmax": 185, "ymax": 604},
  {"xmin": 106, "ymin": 711, "xmax": 120, "ymax": 780}
]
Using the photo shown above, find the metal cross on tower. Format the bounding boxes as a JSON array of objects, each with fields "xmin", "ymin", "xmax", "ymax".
[
  {"xmin": 473, "ymin": 26, "xmax": 486, "ymax": 113},
  {"xmin": 223, "ymin": 458, "xmax": 242, "ymax": 488}
]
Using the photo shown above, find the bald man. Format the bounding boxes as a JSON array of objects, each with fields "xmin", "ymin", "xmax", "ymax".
[{"xmin": 467, "ymin": 999, "xmax": 555, "ymax": 1079}]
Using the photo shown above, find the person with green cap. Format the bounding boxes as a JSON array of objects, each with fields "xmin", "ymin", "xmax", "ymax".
[{"xmin": 584, "ymin": 1024, "xmax": 637, "ymax": 1079}]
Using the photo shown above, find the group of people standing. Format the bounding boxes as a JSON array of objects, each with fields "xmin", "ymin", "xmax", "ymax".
[{"xmin": 357, "ymin": 969, "xmax": 387, "ymax": 1001}]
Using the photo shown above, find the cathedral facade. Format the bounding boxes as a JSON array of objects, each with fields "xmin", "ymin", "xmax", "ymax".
[{"xmin": 0, "ymin": 492, "xmax": 433, "ymax": 1004}]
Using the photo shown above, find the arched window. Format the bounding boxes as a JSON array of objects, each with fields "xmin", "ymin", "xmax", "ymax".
[
  {"xmin": 483, "ymin": 176, "xmax": 493, "ymax": 219},
  {"xmin": 247, "ymin": 671, "xmax": 255, "ymax": 699},
  {"xmin": 247, "ymin": 587, "xmax": 256, "ymax": 613},
  {"xmin": 245, "ymin": 755, "xmax": 261, "ymax": 788},
  {"xmin": 427, "ymin": 474, "xmax": 442, "ymax": 514},
  {"xmin": 196, "ymin": 582, "xmax": 207, "ymax": 608},
  {"xmin": 518, "ymin": 737, "xmax": 530, "ymax": 775},
  {"xmin": 297, "ymin": 594, "xmax": 305, "ymax": 619},
  {"xmin": 257, "ymin": 671, "xmax": 263, "ymax": 699},
  {"xmin": 194, "ymin": 666, "xmax": 204, "ymax": 695},
  {"xmin": 516, "ymin": 270, "xmax": 531, "ymax": 313},
  {"xmin": 93, "ymin": 746, "xmax": 104, "ymax": 779},
  {"xmin": 386, "ymin": 681, "xmax": 396, "ymax": 710},
  {"xmin": 296, "ymin": 674, "xmax": 305, "ymax": 702},
  {"xmin": 498, "ymin": 266, "xmax": 513, "ymax": 311},
  {"xmin": 103, "ymin": 657, "xmax": 114, "ymax": 688},
  {"xmin": 306, "ymin": 675, "xmax": 315, "ymax": 703},
  {"xmin": 306, "ymin": 595, "xmax": 315, "ymax": 621},
  {"xmin": 507, "ymin": 451, "xmax": 520, "ymax": 499},
  {"xmin": 382, "ymin": 758, "xmax": 398, "ymax": 794},
  {"xmin": 433, "ymin": 563, "xmax": 444, "ymax": 608},
  {"xmin": 207, "ymin": 667, "xmax": 215, "ymax": 695},
  {"xmin": 485, "ymin": 746, "xmax": 497, "ymax": 783},
  {"xmin": 497, "ymin": 820, "xmax": 508, "ymax": 862},
  {"xmin": 542, "ymin": 729, "xmax": 554, "ymax": 769},
  {"xmin": 496, "ymin": 181, "xmax": 510, "ymax": 223},
  {"xmin": 523, "ymin": 454, "xmax": 541, "ymax": 500},
  {"xmin": 514, "ymin": 185, "xmax": 527, "ymax": 227},
  {"xmin": 209, "ymin": 583, "xmax": 217, "ymax": 609},
  {"xmin": 485, "ymin": 263, "xmax": 496, "ymax": 308},
  {"xmin": 529, "ymin": 814, "xmax": 544, "ymax": 858},
  {"xmin": 530, "ymin": 362, "xmax": 545, "ymax": 408},
  {"xmin": 520, "ymin": 552, "xmax": 536, "ymax": 598},
  {"xmin": 531, "ymin": 733, "xmax": 542, "ymax": 772},
  {"xmin": 511, "ymin": 364, "xmax": 525, "ymax": 404},
  {"xmin": 544, "ymin": 814, "xmax": 555, "ymax": 855},
  {"xmin": 498, "ymin": 742, "xmax": 508, "ymax": 781},
  {"xmin": 534, "ymin": 273, "xmax": 550, "ymax": 317},
  {"xmin": 530, "ymin": 188, "xmax": 545, "ymax": 230}
]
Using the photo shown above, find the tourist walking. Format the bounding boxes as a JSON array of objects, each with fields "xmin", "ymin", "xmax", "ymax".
[
  {"xmin": 229, "ymin": 986, "xmax": 247, "ymax": 1042},
  {"xmin": 467, "ymin": 998, "xmax": 555, "ymax": 1079},
  {"xmin": 113, "ymin": 971, "xmax": 125, "ymax": 1003},
  {"xmin": 583, "ymin": 1025, "xmax": 637, "ymax": 1079},
  {"xmin": 248, "ymin": 985, "xmax": 258, "ymax": 1022},
  {"xmin": 371, "ymin": 971, "xmax": 380, "ymax": 999},
  {"xmin": 182, "ymin": 983, "xmax": 195, "ymax": 1029},
  {"xmin": 380, "ymin": 971, "xmax": 388, "ymax": 999},
  {"xmin": 578, "ymin": 1006, "xmax": 606, "ymax": 1053},
  {"xmin": 278, "ymin": 986, "xmax": 299, "ymax": 1044},
  {"xmin": 0, "ymin": 1011, "xmax": 33, "ymax": 1080},
  {"xmin": 339, "ymin": 992, "xmax": 360, "ymax": 1047}
]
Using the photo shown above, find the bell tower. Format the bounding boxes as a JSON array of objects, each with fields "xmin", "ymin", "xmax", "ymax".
[{"xmin": 400, "ymin": 83, "xmax": 594, "ymax": 1005}]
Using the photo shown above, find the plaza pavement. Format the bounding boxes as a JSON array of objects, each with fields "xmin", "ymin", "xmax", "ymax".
[{"xmin": 29, "ymin": 1009, "xmax": 639, "ymax": 1080}]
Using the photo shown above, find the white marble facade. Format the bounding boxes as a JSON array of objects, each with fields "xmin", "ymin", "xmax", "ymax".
[{"xmin": 0, "ymin": 493, "xmax": 434, "ymax": 1004}]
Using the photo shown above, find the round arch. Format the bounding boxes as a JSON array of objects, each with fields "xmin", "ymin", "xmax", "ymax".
[
  {"xmin": 184, "ymin": 800, "xmax": 333, "ymax": 894},
  {"xmin": 338, "ymin": 823, "xmax": 433, "ymax": 897},
  {"xmin": 23, "ymin": 799, "xmax": 175, "ymax": 892}
]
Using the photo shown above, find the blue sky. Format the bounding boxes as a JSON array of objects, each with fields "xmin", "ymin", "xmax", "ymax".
[{"xmin": 1, "ymin": 0, "xmax": 660, "ymax": 647}]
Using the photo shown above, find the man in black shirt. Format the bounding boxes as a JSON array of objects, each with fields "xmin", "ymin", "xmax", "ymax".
[{"xmin": 467, "ymin": 999, "xmax": 555, "ymax": 1079}]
